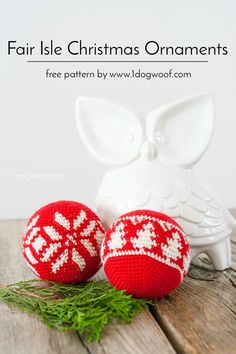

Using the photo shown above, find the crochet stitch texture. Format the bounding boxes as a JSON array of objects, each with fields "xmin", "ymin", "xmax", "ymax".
[
  {"xmin": 101, "ymin": 210, "xmax": 190, "ymax": 299},
  {"xmin": 23, "ymin": 201, "xmax": 105, "ymax": 282}
]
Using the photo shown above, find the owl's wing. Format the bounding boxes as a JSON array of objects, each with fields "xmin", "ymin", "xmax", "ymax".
[
  {"xmin": 76, "ymin": 97, "xmax": 143, "ymax": 166},
  {"xmin": 146, "ymin": 93, "xmax": 214, "ymax": 168},
  {"xmin": 162, "ymin": 185, "xmax": 232, "ymax": 246}
]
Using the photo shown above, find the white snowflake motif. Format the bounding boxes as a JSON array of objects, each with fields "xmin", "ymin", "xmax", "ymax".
[
  {"xmin": 24, "ymin": 211, "xmax": 100, "ymax": 274},
  {"xmin": 162, "ymin": 231, "xmax": 182, "ymax": 261},
  {"xmin": 131, "ymin": 222, "xmax": 157, "ymax": 250},
  {"xmin": 108, "ymin": 222, "xmax": 126, "ymax": 250}
]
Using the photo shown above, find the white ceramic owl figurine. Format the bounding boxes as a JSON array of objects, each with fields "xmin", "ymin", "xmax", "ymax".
[{"xmin": 76, "ymin": 94, "xmax": 235, "ymax": 270}]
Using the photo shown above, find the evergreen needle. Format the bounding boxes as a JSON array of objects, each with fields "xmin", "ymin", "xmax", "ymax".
[{"xmin": 0, "ymin": 280, "xmax": 151, "ymax": 341}]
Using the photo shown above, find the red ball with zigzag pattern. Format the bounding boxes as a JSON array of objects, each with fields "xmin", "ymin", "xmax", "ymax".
[{"xmin": 22, "ymin": 201, "xmax": 105, "ymax": 283}]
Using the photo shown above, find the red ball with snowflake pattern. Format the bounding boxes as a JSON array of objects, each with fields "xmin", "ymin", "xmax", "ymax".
[
  {"xmin": 101, "ymin": 210, "xmax": 190, "ymax": 299},
  {"xmin": 22, "ymin": 201, "xmax": 105, "ymax": 283}
]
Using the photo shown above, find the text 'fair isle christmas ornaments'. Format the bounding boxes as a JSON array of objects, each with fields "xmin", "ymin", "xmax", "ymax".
[
  {"xmin": 101, "ymin": 210, "xmax": 190, "ymax": 299},
  {"xmin": 22, "ymin": 201, "xmax": 105, "ymax": 282}
]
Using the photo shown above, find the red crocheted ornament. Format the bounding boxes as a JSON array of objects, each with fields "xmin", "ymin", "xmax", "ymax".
[
  {"xmin": 101, "ymin": 210, "xmax": 190, "ymax": 299},
  {"xmin": 22, "ymin": 201, "xmax": 105, "ymax": 283}
]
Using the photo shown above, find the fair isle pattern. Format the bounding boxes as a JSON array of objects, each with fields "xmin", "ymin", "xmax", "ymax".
[
  {"xmin": 162, "ymin": 232, "xmax": 182, "ymax": 261},
  {"xmin": 102, "ymin": 210, "xmax": 190, "ymax": 299},
  {"xmin": 25, "ymin": 227, "xmax": 41, "ymax": 245},
  {"xmin": 43, "ymin": 226, "xmax": 62, "ymax": 240},
  {"xmin": 25, "ymin": 215, "xmax": 40, "ymax": 233},
  {"xmin": 102, "ymin": 227, "xmax": 184, "ymax": 279},
  {"xmin": 26, "ymin": 211, "xmax": 98, "ymax": 273},
  {"xmin": 32, "ymin": 235, "xmax": 46, "ymax": 254},
  {"xmin": 73, "ymin": 210, "xmax": 86, "ymax": 230},
  {"xmin": 55, "ymin": 212, "xmax": 70, "ymax": 230},
  {"xmin": 102, "ymin": 210, "xmax": 190, "ymax": 281},
  {"xmin": 183, "ymin": 253, "xmax": 191, "ymax": 274},
  {"xmin": 23, "ymin": 201, "xmax": 105, "ymax": 282},
  {"xmin": 81, "ymin": 239, "xmax": 97, "ymax": 256},
  {"xmin": 102, "ymin": 249, "xmax": 185, "ymax": 281},
  {"xmin": 51, "ymin": 249, "xmax": 69, "ymax": 274},
  {"xmin": 72, "ymin": 248, "xmax": 86, "ymax": 270},
  {"xmin": 108, "ymin": 223, "xmax": 126, "ymax": 250},
  {"xmin": 114, "ymin": 214, "xmax": 187, "ymax": 241},
  {"xmin": 94, "ymin": 229, "xmax": 104, "ymax": 246},
  {"xmin": 40, "ymin": 242, "xmax": 62, "ymax": 262},
  {"xmin": 131, "ymin": 222, "xmax": 157, "ymax": 249},
  {"xmin": 81, "ymin": 220, "xmax": 96, "ymax": 237},
  {"xmin": 25, "ymin": 247, "xmax": 38, "ymax": 264}
]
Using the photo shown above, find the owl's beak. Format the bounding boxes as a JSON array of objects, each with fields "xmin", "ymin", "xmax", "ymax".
[{"xmin": 140, "ymin": 141, "xmax": 157, "ymax": 161}]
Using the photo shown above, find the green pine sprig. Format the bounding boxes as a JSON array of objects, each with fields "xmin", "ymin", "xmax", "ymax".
[{"xmin": 0, "ymin": 280, "xmax": 151, "ymax": 342}]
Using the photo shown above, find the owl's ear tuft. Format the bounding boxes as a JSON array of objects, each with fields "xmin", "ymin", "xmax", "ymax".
[
  {"xmin": 75, "ymin": 97, "xmax": 143, "ymax": 166},
  {"xmin": 146, "ymin": 93, "xmax": 214, "ymax": 168}
]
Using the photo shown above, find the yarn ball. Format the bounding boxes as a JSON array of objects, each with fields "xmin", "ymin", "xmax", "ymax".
[
  {"xmin": 101, "ymin": 210, "xmax": 190, "ymax": 299},
  {"xmin": 22, "ymin": 201, "xmax": 105, "ymax": 283}
]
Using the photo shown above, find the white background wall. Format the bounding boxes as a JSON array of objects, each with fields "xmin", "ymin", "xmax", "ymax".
[{"xmin": 0, "ymin": 0, "xmax": 236, "ymax": 219}]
